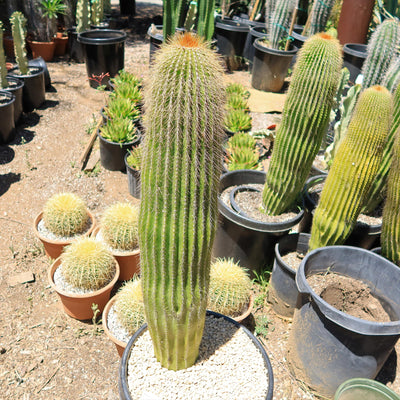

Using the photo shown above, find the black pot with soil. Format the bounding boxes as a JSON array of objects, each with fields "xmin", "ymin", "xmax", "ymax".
[
  {"xmin": 212, "ymin": 170, "xmax": 304, "ymax": 277},
  {"xmin": 288, "ymin": 245, "xmax": 400, "ymax": 398},
  {"xmin": 3, "ymin": 76, "xmax": 24, "ymax": 124},
  {"xmin": 147, "ymin": 24, "xmax": 163, "ymax": 62},
  {"xmin": 0, "ymin": 90, "xmax": 15, "ymax": 144},
  {"xmin": 251, "ymin": 39, "xmax": 298, "ymax": 93},
  {"xmin": 243, "ymin": 25, "xmax": 267, "ymax": 71},
  {"xmin": 343, "ymin": 43, "xmax": 368, "ymax": 84},
  {"xmin": 78, "ymin": 29, "xmax": 127, "ymax": 89},
  {"xmin": 124, "ymin": 153, "xmax": 140, "ymax": 198}
]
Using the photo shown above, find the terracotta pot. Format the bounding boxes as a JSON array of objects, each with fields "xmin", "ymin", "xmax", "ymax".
[
  {"xmin": 48, "ymin": 257, "xmax": 120, "ymax": 320},
  {"xmin": 102, "ymin": 296, "xmax": 126, "ymax": 357},
  {"xmin": 28, "ymin": 40, "xmax": 55, "ymax": 62},
  {"xmin": 33, "ymin": 211, "xmax": 97, "ymax": 260},
  {"xmin": 92, "ymin": 226, "xmax": 140, "ymax": 281},
  {"xmin": 53, "ymin": 33, "xmax": 68, "ymax": 56},
  {"xmin": 232, "ymin": 293, "xmax": 254, "ymax": 323}
]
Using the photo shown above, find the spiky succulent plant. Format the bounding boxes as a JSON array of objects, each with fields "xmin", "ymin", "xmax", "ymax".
[
  {"xmin": 99, "ymin": 118, "xmax": 139, "ymax": 143},
  {"xmin": 226, "ymin": 83, "xmax": 250, "ymax": 99},
  {"xmin": 114, "ymin": 277, "xmax": 145, "ymax": 335},
  {"xmin": 307, "ymin": 0, "xmax": 336, "ymax": 36},
  {"xmin": 104, "ymin": 97, "xmax": 141, "ymax": 121},
  {"xmin": 111, "ymin": 82, "xmax": 143, "ymax": 106},
  {"xmin": 268, "ymin": 0, "xmax": 297, "ymax": 49},
  {"xmin": 100, "ymin": 202, "xmax": 139, "ymax": 251},
  {"xmin": 309, "ymin": 86, "xmax": 392, "ymax": 250},
  {"xmin": 261, "ymin": 33, "xmax": 342, "ymax": 215},
  {"xmin": 43, "ymin": 192, "xmax": 90, "ymax": 237},
  {"xmin": 10, "ymin": 11, "xmax": 29, "ymax": 76},
  {"xmin": 76, "ymin": 0, "xmax": 91, "ymax": 33},
  {"xmin": 225, "ymin": 132, "xmax": 259, "ymax": 171},
  {"xmin": 111, "ymin": 70, "xmax": 142, "ymax": 88},
  {"xmin": 139, "ymin": 33, "xmax": 225, "ymax": 371},
  {"xmin": 0, "ymin": 22, "xmax": 8, "ymax": 89},
  {"xmin": 91, "ymin": 0, "xmax": 103, "ymax": 26},
  {"xmin": 226, "ymin": 94, "xmax": 250, "ymax": 113},
  {"xmin": 224, "ymin": 110, "xmax": 252, "ymax": 133},
  {"xmin": 60, "ymin": 237, "xmax": 116, "ymax": 291},
  {"xmin": 126, "ymin": 146, "xmax": 142, "ymax": 170},
  {"xmin": 208, "ymin": 258, "xmax": 252, "ymax": 317}
]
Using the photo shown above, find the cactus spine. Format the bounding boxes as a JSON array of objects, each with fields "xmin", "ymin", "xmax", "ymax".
[
  {"xmin": 381, "ymin": 127, "xmax": 400, "ymax": 267},
  {"xmin": 100, "ymin": 202, "xmax": 139, "ymax": 251},
  {"xmin": 197, "ymin": 0, "xmax": 215, "ymax": 41},
  {"xmin": 363, "ymin": 84, "xmax": 400, "ymax": 214},
  {"xmin": 10, "ymin": 12, "xmax": 29, "ymax": 76},
  {"xmin": 0, "ymin": 22, "xmax": 8, "ymax": 89},
  {"xmin": 139, "ymin": 33, "xmax": 225, "ymax": 370},
  {"xmin": 76, "ymin": 0, "xmax": 91, "ymax": 33},
  {"xmin": 61, "ymin": 237, "xmax": 116, "ymax": 291},
  {"xmin": 309, "ymin": 86, "xmax": 392, "ymax": 250},
  {"xmin": 307, "ymin": 0, "xmax": 336, "ymax": 36},
  {"xmin": 262, "ymin": 33, "xmax": 342, "ymax": 215},
  {"xmin": 361, "ymin": 19, "xmax": 400, "ymax": 89},
  {"xmin": 268, "ymin": 0, "xmax": 297, "ymax": 50},
  {"xmin": 43, "ymin": 192, "xmax": 90, "ymax": 237}
]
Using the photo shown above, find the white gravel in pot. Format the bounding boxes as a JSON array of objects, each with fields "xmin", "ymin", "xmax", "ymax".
[
  {"xmin": 37, "ymin": 217, "xmax": 93, "ymax": 242},
  {"xmin": 95, "ymin": 229, "xmax": 138, "ymax": 256},
  {"xmin": 127, "ymin": 315, "xmax": 270, "ymax": 400},
  {"xmin": 107, "ymin": 302, "xmax": 131, "ymax": 343}
]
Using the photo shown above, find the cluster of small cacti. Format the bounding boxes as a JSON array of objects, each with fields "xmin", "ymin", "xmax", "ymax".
[
  {"xmin": 361, "ymin": 19, "xmax": 400, "ymax": 89},
  {"xmin": 309, "ymin": 86, "xmax": 392, "ymax": 250},
  {"xmin": 43, "ymin": 192, "xmax": 90, "ymax": 237},
  {"xmin": 224, "ymin": 83, "xmax": 252, "ymax": 133},
  {"xmin": 76, "ymin": 0, "xmax": 91, "ymax": 33},
  {"xmin": 114, "ymin": 277, "xmax": 145, "ymax": 335},
  {"xmin": 262, "ymin": 33, "xmax": 342, "ymax": 215},
  {"xmin": 104, "ymin": 97, "xmax": 141, "ymax": 121},
  {"xmin": 91, "ymin": 0, "xmax": 104, "ymax": 26},
  {"xmin": 10, "ymin": 11, "xmax": 29, "ymax": 75},
  {"xmin": 225, "ymin": 132, "xmax": 259, "ymax": 171},
  {"xmin": 268, "ymin": 0, "xmax": 297, "ymax": 49},
  {"xmin": 306, "ymin": 0, "xmax": 336, "ymax": 36},
  {"xmin": 126, "ymin": 145, "xmax": 142, "ymax": 170},
  {"xmin": 0, "ymin": 21, "xmax": 8, "ymax": 89},
  {"xmin": 99, "ymin": 117, "xmax": 138, "ymax": 143},
  {"xmin": 139, "ymin": 33, "xmax": 225, "ymax": 370},
  {"xmin": 61, "ymin": 237, "xmax": 116, "ymax": 290},
  {"xmin": 100, "ymin": 202, "xmax": 139, "ymax": 251},
  {"xmin": 208, "ymin": 258, "xmax": 252, "ymax": 317}
]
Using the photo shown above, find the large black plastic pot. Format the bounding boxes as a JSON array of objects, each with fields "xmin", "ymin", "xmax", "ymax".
[
  {"xmin": 124, "ymin": 153, "xmax": 140, "ymax": 198},
  {"xmin": 28, "ymin": 57, "xmax": 51, "ymax": 90},
  {"xmin": 0, "ymin": 90, "xmax": 15, "ymax": 144},
  {"xmin": 78, "ymin": 30, "xmax": 127, "ymax": 89},
  {"xmin": 4, "ymin": 76, "xmax": 24, "ymax": 124},
  {"xmin": 212, "ymin": 170, "xmax": 304, "ymax": 277},
  {"xmin": 214, "ymin": 16, "xmax": 249, "ymax": 71},
  {"xmin": 147, "ymin": 24, "xmax": 163, "ymax": 62},
  {"xmin": 288, "ymin": 246, "xmax": 400, "ymax": 398},
  {"xmin": 334, "ymin": 378, "xmax": 400, "ymax": 400},
  {"xmin": 299, "ymin": 174, "xmax": 381, "ymax": 249},
  {"xmin": 243, "ymin": 26, "xmax": 267, "ymax": 70},
  {"xmin": 251, "ymin": 39, "xmax": 298, "ymax": 92},
  {"xmin": 67, "ymin": 27, "xmax": 85, "ymax": 63},
  {"xmin": 343, "ymin": 43, "xmax": 367, "ymax": 83},
  {"xmin": 268, "ymin": 233, "xmax": 310, "ymax": 319},
  {"xmin": 98, "ymin": 130, "xmax": 141, "ymax": 171},
  {"xmin": 8, "ymin": 66, "xmax": 45, "ymax": 113},
  {"xmin": 118, "ymin": 310, "xmax": 274, "ymax": 400}
]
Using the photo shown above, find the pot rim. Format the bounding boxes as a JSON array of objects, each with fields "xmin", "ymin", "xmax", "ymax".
[
  {"xmin": 102, "ymin": 295, "xmax": 128, "ymax": 351},
  {"xmin": 215, "ymin": 16, "xmax": 250, "ymax": 33},
  {"xmin": 77, "ymin": 29, "xmax": 127, "ymax": 44},
  {"xmin": 0, "ymin": 89, "xmax": 16, "ymax": 105},
  {"xmin": 254, "ymin": 37, "xmax": 298, "ymax": 55}
]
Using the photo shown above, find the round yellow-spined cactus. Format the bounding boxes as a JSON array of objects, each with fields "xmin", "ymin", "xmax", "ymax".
[
  {"xmin": 100, "ymin": 202, "xmax": 139, "ymax": 251},
  {"xmin": 43, "ymin": 192, "xmax": 89, "ymax": 237},
  {"xmin": 114, "ymin": 277, "xmax": 145, "ymax": 335},
  {"xmin": 208, "ymin": 258, "xmax": 252, "ymax": 317},
  {"xmin": 61, "ymin": 237, "xmax": 116, "ymax": 291}
]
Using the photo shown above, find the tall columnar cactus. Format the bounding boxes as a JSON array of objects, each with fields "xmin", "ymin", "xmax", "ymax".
[
  {"xmin": 361, "ymin": 19, "xmax": 400, "ymax": 89},
  {"xmin": 139, "ymin": 33, "xmax": 225, "ymax": 371},
  {"xmin": 197, "ymin": 0, "xmax": 215, "ymax": 41},
  {"xmin": 262, "ymin": 33, "xmax": 342, "ymax": 215},
  {"xmin": 76, "ymin": 0, "xmax": 91, "ymax": 33},
  {"xmin": 163, "ymin": 0, "xmax": 183, "ymax": 39},
  {"xmin": 381, "ymin": 127, "xmax": 400, "ymax": 267},
  {"xmin": 363, "ymin": 84, "xmax": 400, "ymax": 214},
  {"xmin": 384, "ymin": 57, "xmax": 400, "ymax": 93},
  {"xmin": 10, "ymin": 12, "xmax": 29, "ymax": 76},
  {"xmin": 268, "ymin": 0, "xmax": 297, "ymax": 50},
  {"xmin": 307, "ymin": 0, "xmax": 336, "ymax": 36},
  {"xmin": 91, "ymin": 0, "xmax": 104, "ymax": 26},
  {"xmin": 0, "ymin": 21, "xmax": 8, "ymax": 89},
  {"xmin": 265, "ymin": 0, "xmax": 277, "ymax": 34},
  {"xmin": 309, "ymin": 86, "xmax": 392, "ymax": 250}
]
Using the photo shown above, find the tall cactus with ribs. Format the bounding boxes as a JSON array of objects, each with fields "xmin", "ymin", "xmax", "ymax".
[
  {"xmin": 262, "ymin": 33, "xmax": 342, "ymax": 215},
  {"xmin": 139, "ymin": 33, "xmax": 225, "ymax": 370},
  {"xmin": 0, "ymin": 21, "xmax": 8, "ymax": 88},
  {"xmin": 10, "ymin": 11, "xmax": 29, "ymax": 76},
  {"xmin": 307, "ymin": 0, "xmax": 336, "ymax": 36},
  {"xmin": 268, "ymin": 0, "xmax": 297, "ymax": 50},
  {"xmin": 309, "ymin": 86, "xmax": 392, "ymax": 250},
  {"xmin": 76, "ymin": 0, "xmax": 91, "ymax": 33}
]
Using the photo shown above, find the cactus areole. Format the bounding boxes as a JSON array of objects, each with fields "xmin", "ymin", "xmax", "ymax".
[{"xmin": 139, "ymin": 33, "xmax": 225, "ymax": 370}]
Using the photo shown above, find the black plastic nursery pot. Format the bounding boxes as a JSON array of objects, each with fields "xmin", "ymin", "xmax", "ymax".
[
  {"xmin": 251, "ymin": 39, "xmax": 298, "ymax": 93},
  {"xmin": 97, "ymin": 130, "xmax": 141, "ymax": 171},
  {"xmin": 4, "ymin": 76, "xmax": 24, "ymax": 124},
  {"xmin": 243, "ymin": 26, "xmax": 267, "ymax": 70},
  {"xmin": 67, "ymin": 27, "xmax": 85, "ymax": 63},
  {"xmin": 212, "ymin": 170, "xmax": 304, "ymax": 277},
  {"xmin": 268, "ymin": 233, "xmax": 310, "ymax": 319},
  {"xmin": 300, "ymin": 174, "xmax": 382, "ymax": 249},
  {"xmin": 343, "ymin": 43, "xmax": 368, "ymax": 83},
  {"xmin": 28, "ymin": 57, "xmax": 51, "ymax": 90},
  {"xmin": 118, "ymin": 310, "xmax": 274, "ymax": 400},
  {"xmin": 8, "ymin": 66, "xmax": 45, "ymax": 113},
  {"xmin": 214, "ymin": 16, "xmax": 250, "ymax": 70},
  {"xmin": 288, "ymin": 246, "xmax": 400, "ymax": 398},
  {"xmin": 0, "ymin": 90, "xmax": 15, "ymax": 144},
  {"xmin": 124, "ymin": 153, "xmax": 140, "ymax": 199},
  {"xmin": 78, "ymin": 30, "xmax": 127, "ymax": 89},
  {"xmin": 147, "ymin": 24, "xmax": 163, "ymax": 62}
]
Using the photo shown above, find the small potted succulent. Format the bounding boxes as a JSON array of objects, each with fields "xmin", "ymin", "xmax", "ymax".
[
  {"xmin": 33, "ymin": 192, "xmax": 96, "ymax": 259},
  {"xmin": 48, "ymin": 237, "xmax": 119, "ymax": 320},
  {"xmin": 93, "ymin": 202, "xmax": 140, "ymax": 281},
  {"xmin": 224, "ymin": 132, "xmax": 260, "ymax": 172},
  {"xmin": 124, "ymin": 145, "xmax": 141, "ymax": 199},
  {"xmin": 101, "ymin": 96, "xmax": 141, "ymax": 123},
  {"xmin": 224, "ymin": 109, "xmax": 252, "ymax": 136},
  {"xmin": 102, "ymin": 277, "xmax": 145, "ymax": 356}
]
